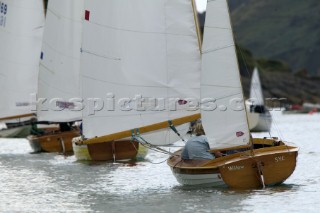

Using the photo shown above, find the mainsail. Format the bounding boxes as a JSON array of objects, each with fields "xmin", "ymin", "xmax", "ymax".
[
  {"xmin": 81, "ymin": 0, "xmax": 201, "ymax": 144},
  {"xmin": 249, "ymin": 67, "xmax": 264, "ymax": 105},
  {"xmin": 0, "ymin": 0, "xmax": 44, "ymax": 119},
  {"xmin": 37, "ymin": 0, "xmax": 83, "ymax": 122},
  {"xmin": 201, "ymin": 0, "xmax": 250, "ymax": 149}
]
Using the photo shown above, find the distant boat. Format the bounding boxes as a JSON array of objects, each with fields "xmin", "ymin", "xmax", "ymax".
[
  {"xmin": 167, "ymin": 0, "xmax": 298, "ymax": 188},
  {"xmin": 72, "ymin": 0, "xmax": 201, "ymax": 161},
  {"xmin": 0, "ymin": 0, "xmax": 45, "ymax": 138},
  {"xmin": 27, "ymin": 0, "xmax": 82, "ymax": 153},
  {"xmin": 282, "ymin": 102, "xmax": 318, "ymax": 114},
  {"xmin": 246, "ymin": 68, "xmax": 272, "ymax": 132}
]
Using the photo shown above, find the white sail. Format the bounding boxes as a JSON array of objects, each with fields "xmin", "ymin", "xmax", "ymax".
[
  {"xmin": 249, "ymin": 67, "xmax": 264, "ymax": 105},
  {"xmin": 37, "ymin": 0, "xmax": 84, "ymax": 122},
  {"xmin": 0, "ymin": 0, "xmax": 44, "ymax": 119},
  {"xmin": 81, "ymin": 0, "xmax": 201, "ymax": 144},
  {"xmin": 201, "ymin": 0, "xmax": 250, "ymax": 149}
]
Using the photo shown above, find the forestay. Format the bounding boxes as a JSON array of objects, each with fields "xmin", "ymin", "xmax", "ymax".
[
  {"xmin": 81, "ymin": 0, "xmax": 201, "ymax": 144},
  {"xmin": 37, "ymin": 0, "xmax": 83, "ymax": 122},
  {"xmin": 0, "ymin": 0, "xmax": 44, "ymax": 119},
  {"xmin": 201, "ymin": 0, "xmax": 250, "ymax": 149},
  {"xmin": 249, "ymin": 67, "xmax": 264, "ymax": 105}
]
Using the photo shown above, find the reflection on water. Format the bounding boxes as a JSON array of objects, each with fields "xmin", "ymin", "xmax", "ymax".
[{"xmin": 0, "ymin": 112, "xmax": 320, "ymax": 212}]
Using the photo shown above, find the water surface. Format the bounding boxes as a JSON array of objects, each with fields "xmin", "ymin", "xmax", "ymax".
[{"xmin": 0, "ymin": 111, "xmax": 319, "ymax": 212}]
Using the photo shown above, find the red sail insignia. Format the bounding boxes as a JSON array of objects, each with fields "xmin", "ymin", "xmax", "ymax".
[
  {"xmin": 85, "ymin": 10, "xmax": 90, "ymax": 21},
  {"xmin": 236, "ymin": 131, "xmax": 244, "ymax": 137},
  {"xmin": 178, "ymin": 99, "xmax": 188, "ymax": 105}
]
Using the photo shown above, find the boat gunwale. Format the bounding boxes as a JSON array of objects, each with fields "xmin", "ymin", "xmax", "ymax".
[{"xmin": 168, "ymin": 144, "xmax": 298, "ymax": 170}]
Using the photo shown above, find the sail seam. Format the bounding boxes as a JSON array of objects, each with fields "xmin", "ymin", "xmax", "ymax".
[
  {"xmin": 38, "ymin": 79, "xmax": 78, "ymax": 97},
  {"xmin": 40, "ymin": 63, "xmax": 55, "ymax": 75},
  {"xmin": 202, "ymin": 92, "xmax": 242, "ymax": 102},
  {"xmin": 47, "ymin": 8, "xmax": 82, "ymax": 23},
  {"xmin": 82, "ymin": 74, "xmax": 200, "ymax": 90},
  {"xmin": 81, "ymin": 49, "xmax": 121, "ymax": 61},
  {"xmin": 41, "ymin": 42, "xmax": 81, "ymax": 61},
  {"xmin": 88, "ymin": 20, "xmax": 194, "ymax": 37},
  {"xmin": 204, "ymin": 26, "xmax": 231, "ymax": 30}
]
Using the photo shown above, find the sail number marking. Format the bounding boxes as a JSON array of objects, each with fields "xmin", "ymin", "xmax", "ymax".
[
  {"xmin": 0, "ymin": 1, "xmax": 7, "ymax": 28},
  {"xmin": 275, "ymin": 156, "xmax": 285, "ymax": 163}
]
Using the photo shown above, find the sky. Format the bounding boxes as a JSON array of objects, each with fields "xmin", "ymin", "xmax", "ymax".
[{"xmin": 196, "ymin": 0, "xmax": 207, "ymax": 12}]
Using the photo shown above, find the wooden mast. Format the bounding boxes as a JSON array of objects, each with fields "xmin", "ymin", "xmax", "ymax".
[
  {"xmin": 81, "ymin": 113, "xmax": 201, "ymax": 145},
  {"xmin": 191, "ymin": 0, "xmax": 202, "ymax": 52}
]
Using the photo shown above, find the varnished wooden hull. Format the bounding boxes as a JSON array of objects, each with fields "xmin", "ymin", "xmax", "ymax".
[
  {"xmin": 73, "ymin": 137, "xmax": 147, "ymax": 161},
  {"xmin": 27, "ymin": 130, "xmax": 80, "ymax": 154},
  {"xmin": 168, "ymin": 138, "xmax": 298, "ymax": 188}
]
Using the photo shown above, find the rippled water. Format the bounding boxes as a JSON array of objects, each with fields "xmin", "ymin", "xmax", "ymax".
[{"xmin": 0, "ymin": 111, "xmax": 319, "ymax": 212}]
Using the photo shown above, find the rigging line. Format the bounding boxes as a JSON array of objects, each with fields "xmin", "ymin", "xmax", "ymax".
[
  {"xmin": 243, "ymin": 55, "xmax": 282, "ymax": 140},
  {"xmin": 235, "ymin": 40, "xmax": 275, "ymax": 138},
  {"xmin": 212, "ymin": 92, "xmax": 242, "ymax": 101},
  {"xmin": 204, "ymin": 26, "xmax": 231, "ymax": 30},
  {"xmin": 145, "ymin": 158, "xmax": 169, "ymax": 165},
  {"xmin": 202, "ymin": 44, "xmax": 235, "ymax": 54},
  {"xmin": 201, "ymin": 84, "xmax": 241, "ymax": 89},
  {"xmin": 248, "ymin": 71, "xmax": 273, "ymax": 137},
  {"xmin": 131, "ymin": 135, "xmax": 170, "ymax": 164},
  {"xmin": 133, "ymin": 130, "xmax": 175, "ymax": 156}
]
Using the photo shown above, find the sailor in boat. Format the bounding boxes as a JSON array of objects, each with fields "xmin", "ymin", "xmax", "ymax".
[
  {"xmin": 30, "ymin": 118, "xmax": 45, "ymax": 136},
  {"xmin": 59, "ymin": 122, "xmax": 73, "ymax": 132},
  {"xmin": 182, "ymin": 121, "xmax": 222, "ymax": 160}
]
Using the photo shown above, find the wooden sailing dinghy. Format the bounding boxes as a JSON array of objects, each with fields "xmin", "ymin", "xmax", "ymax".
[
  {"xmin": 27, "ymin": 0, "xmax": 83, "ymax": 153},
  {"xmin": 167, "ymin": 0, "xmax": 298, "ymax": 188},
  {"xmin": 0, "ymin": 0, "xmax": 44, "ymax": 138},
  {"xmin": 246, "ymin": 68, "xmax": 272, "ymax": 132},
  {"xmin": 73, "ymin": 0, "xmax": 202, "ymax": 161}
]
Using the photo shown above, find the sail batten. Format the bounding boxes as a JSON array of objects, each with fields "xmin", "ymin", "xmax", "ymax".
[
  {"xmin": 201, "ymin": 0, "xmax": 250, "ymax": 149},
  {"xmin": 81, "ymin": 0, "xmax": 201, "ymax": 145},
  {"xmin": 37, "ymin": 0, "xmax": 84, "ymax": 122}
]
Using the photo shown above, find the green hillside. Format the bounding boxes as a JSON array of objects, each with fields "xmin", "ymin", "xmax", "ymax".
[{"xmin": 229, "ymin": 0, "xmax": 320, "ymax": 75}]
